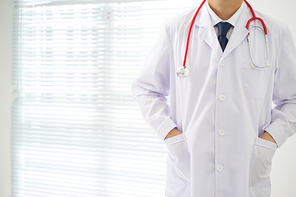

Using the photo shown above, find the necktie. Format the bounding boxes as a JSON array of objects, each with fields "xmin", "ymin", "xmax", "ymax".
[{"xmin": 217, "ymin": 22, "xmax": 232, "ymax": 52}]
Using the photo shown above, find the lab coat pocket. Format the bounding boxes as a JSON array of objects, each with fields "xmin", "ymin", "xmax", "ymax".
[
  {"xmin": 243, "ymin": 63, "xmax": 270, "ymax": 100},
  {"xmin": 165, "ymin": 133, "xmax": 191, "ymax": 183},
  {"xmin": 249, "ymin": 138, "xmax": 277, "ymax": 196}
]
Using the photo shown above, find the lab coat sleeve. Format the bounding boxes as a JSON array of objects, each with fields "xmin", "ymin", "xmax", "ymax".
[
  {"xmin": 132, "ymin": 20, "xmax": 177, "ymax": 142},
  {"xmin": 263, "ymin": 26, "xmax": 296, "ymax": 148}
]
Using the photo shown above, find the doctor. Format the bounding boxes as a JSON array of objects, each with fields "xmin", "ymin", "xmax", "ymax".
[{"xmin": 132, "ymin": 0, "xmax": 296, "ymax": 196}]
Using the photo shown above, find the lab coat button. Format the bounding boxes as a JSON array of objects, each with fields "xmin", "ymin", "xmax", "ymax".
[
  {"xmin": 217, "ymin": 165, "xmax": 223, "ymax": 172},
  {"xmin": 219, "ymin": 129, "xmax": 225, "ymax": 136},
  {"xmin": 219, "ymin": 94, "xmax": 226, "ymax": 101},
  {"xmin": 220, "ymin": 60, "xmax": 225, "ymax": 67}
]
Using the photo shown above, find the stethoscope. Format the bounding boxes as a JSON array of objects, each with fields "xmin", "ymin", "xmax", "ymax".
[{"xmin": 177, "ymin": 0, "xmax": 269, "ymax": 78}]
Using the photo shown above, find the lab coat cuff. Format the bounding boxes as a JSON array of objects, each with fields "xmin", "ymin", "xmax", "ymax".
[
  {"xmin": 156, "ymin": 117, "xmax": 177, "ymax": 142},
  {"xmin": 263, "ymin": 122, "xmax": 287, "ymax": 148}
]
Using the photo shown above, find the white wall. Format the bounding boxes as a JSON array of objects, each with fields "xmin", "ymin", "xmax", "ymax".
[
  {"xmin": 0, "ymin": 0, "xmax": 13, "ymax": 196},
  {"xmin": 0, "ymin": 0, "xmax": 295, "ymax": 196}
]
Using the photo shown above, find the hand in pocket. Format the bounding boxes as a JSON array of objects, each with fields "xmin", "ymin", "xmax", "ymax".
[
  {"xmin": 165, "ymin": 134, "xmax": 191, "ymax": 183},
  {"xmin": 249, "ymin": 138, "xmax": 277, "ymax": 191}
]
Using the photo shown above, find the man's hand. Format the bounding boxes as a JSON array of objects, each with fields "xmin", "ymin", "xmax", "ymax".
[
  {"xmin": 164, "ymin": 128, "xmax": 182, "ymax": 140},
  {"xmin": 259, "ymin": 131, "xmax": 276, "ymax": 144}
]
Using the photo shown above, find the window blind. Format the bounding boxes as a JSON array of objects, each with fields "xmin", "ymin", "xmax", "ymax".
[{"xmin": 11, "ymin": 0, "xmax": 197, "ymax": 196}]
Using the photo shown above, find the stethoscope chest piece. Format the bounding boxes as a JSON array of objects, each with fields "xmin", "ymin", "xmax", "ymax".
[
  {"xmin": 176, "ymin": 66, "xmax": 190, "ymax": 78},
  {"xmin": 178, "ymin": 0, "xmax": 268, "ymax": 77}
]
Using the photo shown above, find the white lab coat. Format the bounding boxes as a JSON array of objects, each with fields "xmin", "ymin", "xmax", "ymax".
[{"xmin": 132, "ymin": 2, "xmax": 296, "ymax": 197}]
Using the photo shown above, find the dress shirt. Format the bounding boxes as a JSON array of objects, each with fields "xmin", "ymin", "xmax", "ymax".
[
  {"xmin": 132, "ymin": 2, "xmax": 296, "ymax": 196},
  {"xmin": 206, "ymin": 1, "xmax": 244, "ymax": 40}
]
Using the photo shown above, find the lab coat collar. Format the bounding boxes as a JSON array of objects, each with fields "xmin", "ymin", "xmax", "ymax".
[
  {"xmin": 195, "ymin": 4, "xmax": 223, "ymax": 56},
  {"xmin": 222, "ymin": 2, "xmax": 250, "ymax": 59},
  {"xmin": 194, "ymin": 2, "xmax": 210, "ymax": 28},
  {"xmin": 195, "ymin": 1, "xmax": 250, "ymax": 58}
]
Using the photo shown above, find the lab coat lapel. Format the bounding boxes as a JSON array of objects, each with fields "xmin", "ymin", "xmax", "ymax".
[
  {"xmin": 195, "ymin": 5, "xmax": 223, "ymax": 57},
  {"xmin": 222, "ymin": 2, "xmax": 251, "ymax": 59}
]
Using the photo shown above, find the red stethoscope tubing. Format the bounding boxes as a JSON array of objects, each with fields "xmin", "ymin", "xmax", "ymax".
[
  {"xmin": 244, "ymin": 0, "xmax": 267, "ymax": 34},
  {"xmin": 182, "ymin": 0, "xmax": 267, "ymax": 69}
]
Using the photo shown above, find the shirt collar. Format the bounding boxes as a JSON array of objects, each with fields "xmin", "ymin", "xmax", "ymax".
[{"xmin": 206, "ymin": 1, "xmax": 244, "ymax": 27}]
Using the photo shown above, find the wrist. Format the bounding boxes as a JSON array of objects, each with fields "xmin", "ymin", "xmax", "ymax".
[
  {"xmin": 259, "ymin": 131, "xmax": 276, "ymax": 143},
  {"xmin": 164, "ymin": 128, "xmax": 182, "ymax": 140}
]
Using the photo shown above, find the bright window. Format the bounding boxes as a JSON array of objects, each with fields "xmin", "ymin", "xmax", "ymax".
[{"xmin": 11, "ymin": 0, "xmax": 196, "ymax": 196}]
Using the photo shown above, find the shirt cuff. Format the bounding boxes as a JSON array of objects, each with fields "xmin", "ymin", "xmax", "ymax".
[
  {"xmin": 263, "ymin": 122, "xmax": 287, "ymax": 148},
  {"xmin": 155, "ymin": 117, "xmax": 177, "ymax": 142}
]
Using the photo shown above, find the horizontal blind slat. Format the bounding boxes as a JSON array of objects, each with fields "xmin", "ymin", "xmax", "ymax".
[{"xmin": 11, "ymin": 0, "xmax": 195, "ymax": 196}]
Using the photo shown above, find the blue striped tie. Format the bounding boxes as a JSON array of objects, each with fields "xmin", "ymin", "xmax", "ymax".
[{"xmin": 217, "ymin": 22, "xmax": 232, "ymax": 52}]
